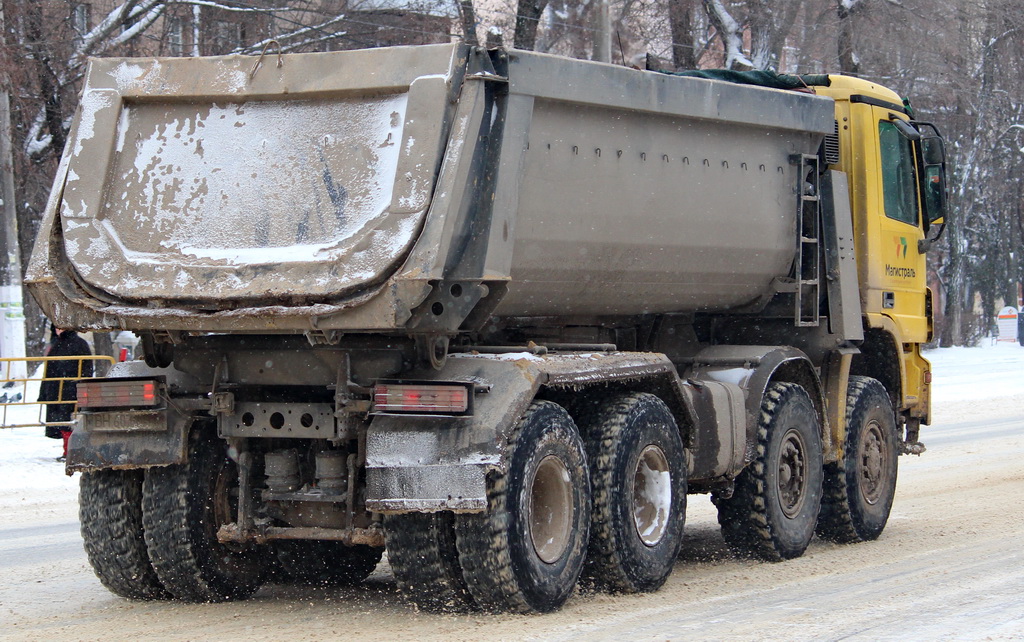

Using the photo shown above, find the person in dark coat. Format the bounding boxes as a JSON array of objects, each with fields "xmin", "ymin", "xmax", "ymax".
[{"xmin": 38, "ymin": 325, "xmax": 93, "ymax": 458}]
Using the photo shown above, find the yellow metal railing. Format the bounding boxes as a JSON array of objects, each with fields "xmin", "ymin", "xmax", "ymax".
[{"xmin": 0, "ymin": 355, "xmax": 116, "ymax": 429}]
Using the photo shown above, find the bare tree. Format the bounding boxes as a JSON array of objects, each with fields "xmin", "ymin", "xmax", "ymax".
[
  {"xmin": 513, "ymin": 0, "xmax": 548, "ymax": 50},
  {"xmin": 533, "ymin": 0, "xmax": 596, "ymax": 59},
  {"xmin": 457, "ymin": 0, "xmax": 480, "ymax": 46},
  {"xmin": 688, "ymin": 0, "xmax": 802, "ymax": 71},
  {"xmin": 746, "ymin": 0, "xmax": 803, "ymax": 70},
  {"xmin": 702, "ymin": 0, "xmax": 753, "ymax": 69},
  {"xmin": 836, "ymin": 0, "xmax": 864, "ymax": 74},
  {"xmin": 667, "ymin": 0, "xmax": 704, "ymax": 69}
]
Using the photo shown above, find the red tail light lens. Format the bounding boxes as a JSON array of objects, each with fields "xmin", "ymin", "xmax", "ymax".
[
  {"xmin": 373, "ymin": 383, "xmax": 470, "ymax": 414},
  {"xmin": 78, "ymin": 379, "xmax": 161, "ymax": 409}
]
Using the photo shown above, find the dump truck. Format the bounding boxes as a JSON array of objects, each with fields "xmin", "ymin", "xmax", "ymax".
[{"xmin": 27, "ymin": 43, "xmax": 947, "ymax": 613}]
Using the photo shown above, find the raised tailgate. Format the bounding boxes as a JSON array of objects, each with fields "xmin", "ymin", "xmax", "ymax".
[{"xmin": 59, "ymin": 45, "xmax": 462, "ymax": 305}]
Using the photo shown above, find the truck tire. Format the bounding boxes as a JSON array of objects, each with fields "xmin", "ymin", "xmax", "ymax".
[
  {"xmin": 79, "ymin": 469, "xmax": 169, "ymax": 600},
  {"xmin": 714, "ymin": 381, "xmax": 823, "ymax": 562},
  {"xmin": 142, "ymin": 429, "xmax": 266, "ymax": 602},
  {"xmin": 576, "ymin": 392, "xmax": 686, "ymax": 593},
  {"xmin": 275, "ymin": 541, "xmax": 382, "ymax": 586},
  {"xmin": 816, "ymin": 376, "xmax": 899, "ymax": 543},
  {"xmin": 384, "ymin": 511, "xmax": 476, "ymax": 612},
  {"xmin": 454, "ymin": 401, "xmax": 591, "ymax": 613}
]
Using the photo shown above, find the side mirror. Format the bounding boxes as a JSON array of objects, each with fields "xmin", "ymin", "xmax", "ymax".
[
  {"xmin": 923, "ymin": 164, "xmax": 946, "ymax": 224},
  {"xmin": 922, "ymin": 135, "xmax": 945, "ymax": 165},
  {"xmin": 911, "ymin": 122, "xmax": 949, "ymax": 232}
]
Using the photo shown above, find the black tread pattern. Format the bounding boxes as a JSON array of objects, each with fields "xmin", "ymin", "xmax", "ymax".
[
  {"xmin": 817, "ymin": 375, "xmax": 897, "ymax": 543},
  {"xmin": 714, "ymin": 381, "xmax": 821, "ymax": 562},
  {"xmin": 276, "ymin": 541, "xmax": 383, "ymax": 587},
  {"xmin": 452, "ymin": 403, "xmax": 533, "ymax": 613},
  {"xmin": 577, "ymin": 392, "xmax": 686, "ymax": 593},
  {"xmin": 79, "ymin": 469, "xmax": 169, "ymax": 600},
  {"xmin": 579, "ymin": 395, "xmax": 633, "ymax": 590},
  {"xmin": 453, "ymin": 400, "xmax": 590, "ymax": 614},
  {"xmin": 817, "ymin": 469, "xmax": 859, "ymax": 541},
  {"xmin": 142, "ymin": 431, "xmax": 264, "ymax": 603},
  {"xmin": 384, "ymin": 511, "xmax": 475, "ymax": 612}
]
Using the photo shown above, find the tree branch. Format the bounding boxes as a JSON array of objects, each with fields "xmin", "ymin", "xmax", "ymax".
[
  {"xmin": 703, "ymin": 0, "xmax": 753, "ymax": 70},
  {"xmin": 241, "ymin": 13, "xmax": 350, "ymax": 53}
]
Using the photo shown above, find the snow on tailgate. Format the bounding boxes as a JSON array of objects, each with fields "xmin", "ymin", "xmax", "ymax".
[{"xmin": 57, "ymin": 47, "xmax": 459, "ymax": 304}]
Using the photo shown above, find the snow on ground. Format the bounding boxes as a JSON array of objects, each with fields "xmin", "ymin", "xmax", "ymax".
[
  {"xmin": 926, "ymin": 338, "xmax": 1024, "ymax": 402},
  {"xmin": 1, "ymin": 341, "xmax": 1023, "ymax": 509},
  {"xmin": 0, "ymin": 371, "xmax": 78, "ymax": 509}
]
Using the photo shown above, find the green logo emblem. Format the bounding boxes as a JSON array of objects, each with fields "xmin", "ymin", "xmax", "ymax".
[{"xmin": 895, "ymin": 236, "xmax": 908, "ymax": 259}]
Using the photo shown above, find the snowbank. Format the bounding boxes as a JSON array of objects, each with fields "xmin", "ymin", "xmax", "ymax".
[{"xmin": 926, "ymin": 339, "xmax": 1024, "ymax": 402}]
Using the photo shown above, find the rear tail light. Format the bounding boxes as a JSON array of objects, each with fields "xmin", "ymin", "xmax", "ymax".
[
  {"xmin": 78, "ymin": 379, "xmax": 161, "ymax": 409},
  {"xmin": 372, "ymin": 382, "xmax": 471, "ymax": 415}
]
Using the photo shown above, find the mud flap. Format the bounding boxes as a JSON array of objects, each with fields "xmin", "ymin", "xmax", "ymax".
[
  {"xmin": 66, "ymin": 408, "xmax": 192, "ymax": 473},
  {"xmin": 363, "ymin": 355, "xmax": 537, "ymax": 513}
]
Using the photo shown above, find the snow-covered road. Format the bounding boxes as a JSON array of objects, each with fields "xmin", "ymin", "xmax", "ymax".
[{"xmin": 1, "ymin": 343, "xmax": 1023, "ymax": 640}]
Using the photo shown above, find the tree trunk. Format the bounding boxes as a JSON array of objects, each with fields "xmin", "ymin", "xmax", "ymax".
[
  {"xmin": 514, "ymin": 0, "xmax": 549, "ymax": 50},
  {"xmin": 668, "ymin": 0, "xmax": 699, "ymax": 69},
  {"xmin": 24, "ymin": 4, "xmax": 66, "ymax": 155},
  {"xmin": 836, "ymin": 1, "xmax": 860, "ymax": 75},
  {"xmin": 941, "ymin": 0, "xmax": 1009, "ymax": 345},
  {"xmin": 702, "ymin": 0, "xmax": 752, "ymax": 70},
  {"xmin": 458, "ymin": 0, "xmax": 480, "ymax": 47}
]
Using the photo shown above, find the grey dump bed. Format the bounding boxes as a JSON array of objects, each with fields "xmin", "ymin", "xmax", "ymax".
[
  {"xmin": 38, "ymin": 46, "xmax": 459, "ymax": 309},
  {"xmin": 28, "ymin": 44, "xmax": 835, "ymax": 333}
]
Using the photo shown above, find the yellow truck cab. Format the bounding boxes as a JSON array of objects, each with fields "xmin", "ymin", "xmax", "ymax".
[{"xmin": 818, "ymin": 75, "xmax": 947, "ymax": 445}]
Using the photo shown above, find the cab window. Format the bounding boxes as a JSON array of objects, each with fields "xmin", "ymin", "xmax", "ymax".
[{"xmin": 878, "ymin": 121, "xmax": 919, "ymax": 226}]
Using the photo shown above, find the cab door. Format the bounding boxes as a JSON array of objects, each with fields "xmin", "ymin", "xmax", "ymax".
[{"xmin": 868, "ymin": 108, "xmax": 929, "ymax": 342}]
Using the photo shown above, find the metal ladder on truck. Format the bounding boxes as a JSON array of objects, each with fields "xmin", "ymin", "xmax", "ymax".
[{"xmin": 794, "ymin": 153, "xmax": 821, "ymax": 327}]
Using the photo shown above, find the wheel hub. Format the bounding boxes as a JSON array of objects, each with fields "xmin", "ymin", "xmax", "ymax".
[
  {"xmin": 529, "ymin": 455, "xmax": 573, "ymax": 564},
  {"xmin": 858, "ymin": 420, "xmax": 888, "ymax": 504},
  {"xmin": 778, "ymin": 428, "xmax": 808, "ymax": 518},
  {"xmin": 632, "ymin": 445, "xmax": 672, "ymax": 547}
]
